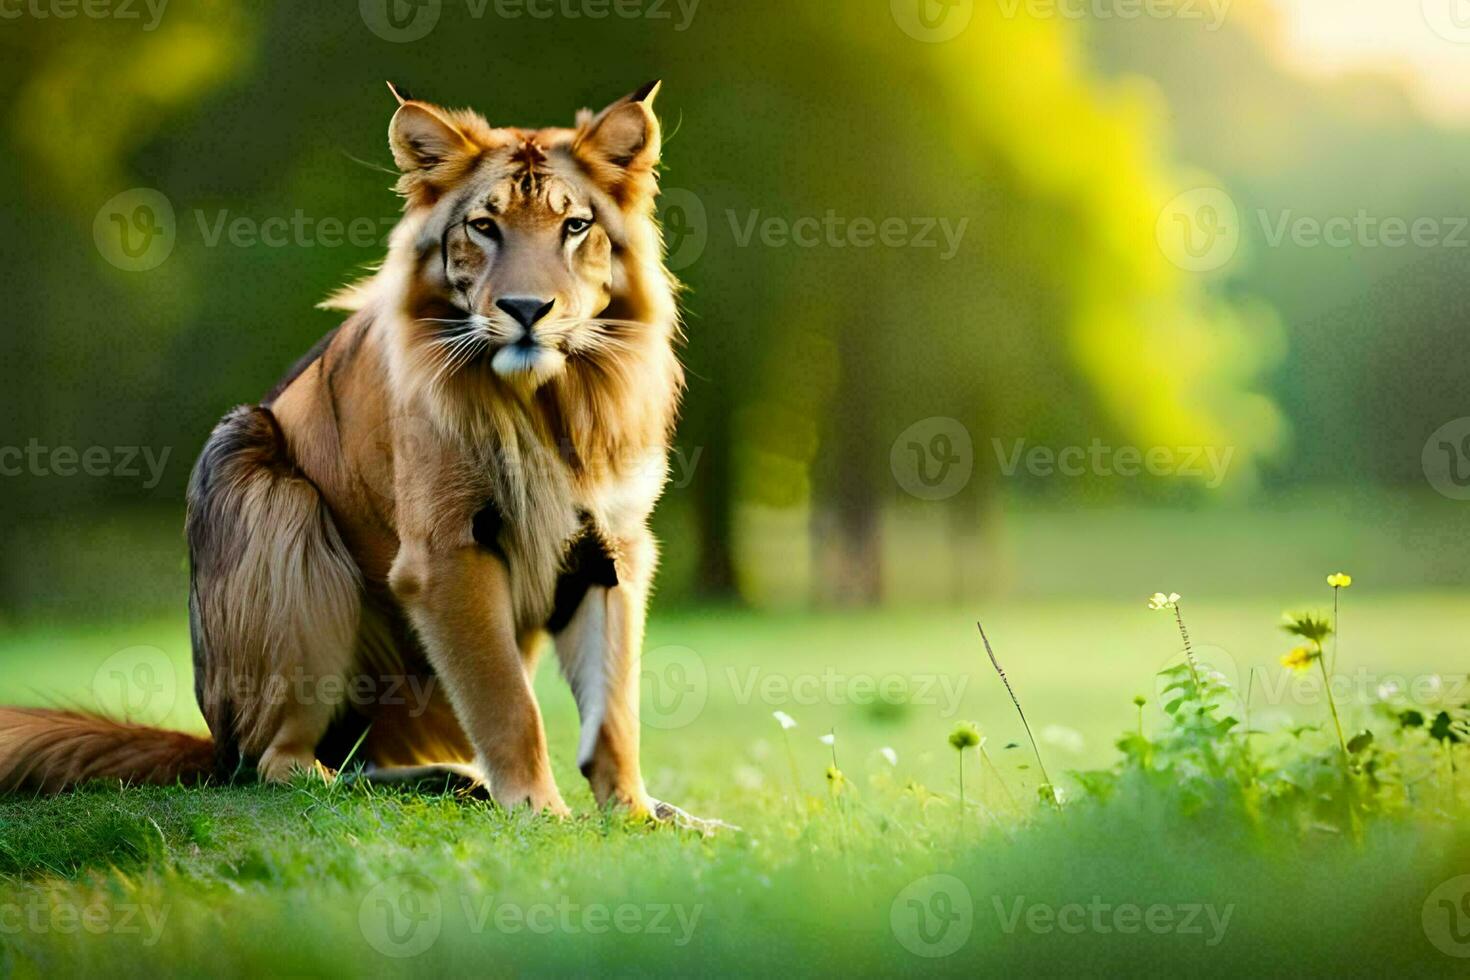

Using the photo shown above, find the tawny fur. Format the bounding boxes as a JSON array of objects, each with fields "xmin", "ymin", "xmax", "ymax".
[
  {"xmin": 0, "ymin": 83, "xmax": 698, "ymax": 822},
  {"xmin": 0, "ymin": 708, "xmax": 213, "ymax": 793}
]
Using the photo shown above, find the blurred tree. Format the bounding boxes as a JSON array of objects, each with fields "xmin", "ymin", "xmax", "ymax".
[{"xmin": 0, "ymin": 0, "xmax": 1290, "ymax": 615}]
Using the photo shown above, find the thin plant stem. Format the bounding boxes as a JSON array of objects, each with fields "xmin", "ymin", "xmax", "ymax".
[
  {"xmin": 1330, "ymin": 587, "xmax": 1341, "ymax": 674},
  {"xmin": 979, "ymin": 746, "xmax": 1020, "ymax": 814},
  {"xmin": 1242, "ymin": 666, "xmax": 1257, "ymax": 779},
  {"xmin": 781, "ymin": 730, "xmax": 802, "ymax": 805},
  {"xmin": 957, "ymin": 750, "xmax": 966, "ymax": 816},
  {"xmin": 1174, "ymin": 603, "xmax": 1203, "ymax": 696},
  {"xmin": 978, "ymin": 621, "xmax": 1058, "ymax": 807},
  {"xmin": 1315, "ymin": 641, "xmax": 1351, "ymax": 766}
]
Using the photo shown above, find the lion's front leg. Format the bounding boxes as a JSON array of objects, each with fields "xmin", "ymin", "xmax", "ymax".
[
  {"xmin": 390, "ymin": 541, "xmax": 568, "ymax": 816},
  {"xmin": 553, "ymin": 533, "xmax": 735, "ymax": 832}
]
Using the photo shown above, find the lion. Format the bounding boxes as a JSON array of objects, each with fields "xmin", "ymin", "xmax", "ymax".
[{"xmin": 0, "ymin": 81, "xmax": 720, "ymax": 829}]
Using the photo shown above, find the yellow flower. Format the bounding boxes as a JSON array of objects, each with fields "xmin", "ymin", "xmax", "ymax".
[
  {"xmin": 825, "ymin": 765, "xmax": 847, "ymax": 795},
  {"xmin": 1147, "ymin": 592, "xmax": 1181, "ymax": 611},
  {"xmin": 1281, "ymin": 645, "xmax": 1316, "ymax": 672},
  {"xmin": 1327, "ymin": 573, "xmax": 1353, "ymax": 589},
  {"xmin": 948, "ymin": 722, "xmax": 981, "ymax": 750}
]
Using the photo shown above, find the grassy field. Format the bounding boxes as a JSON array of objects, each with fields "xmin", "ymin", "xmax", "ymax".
[{"xmin": 1, "ymin": 589, "xmax": 1469, "ymax": 976}]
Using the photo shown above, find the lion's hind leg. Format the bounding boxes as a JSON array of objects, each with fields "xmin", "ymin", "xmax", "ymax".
[{"xmin": 187, "ymin": 405, "xmax": 362, "ymax": 783}]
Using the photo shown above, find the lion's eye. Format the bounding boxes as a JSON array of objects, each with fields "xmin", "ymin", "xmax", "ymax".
[
  {"xmin": 467, "ymin": 217, "xmax": 500, "ymax": 241},
  {"xmin": 564, "ymin": 217, "xmax": 593, "ymax": 237}
]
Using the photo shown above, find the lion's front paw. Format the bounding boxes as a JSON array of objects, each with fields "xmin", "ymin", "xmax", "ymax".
[{"xmin": 648, "ymin": 799, "xmax": 740, "ymax": 835}]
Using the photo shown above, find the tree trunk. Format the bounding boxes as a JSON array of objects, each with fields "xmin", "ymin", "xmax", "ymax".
[{"xmin": 692, "ymin": 404, "xmax": 739, "ymax": 601}]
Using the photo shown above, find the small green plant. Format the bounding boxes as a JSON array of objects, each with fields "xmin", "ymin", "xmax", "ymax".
[
  {"xmin": 978, "ymin": 621, "xmax": 1059, "ymax": 807},
  {"xmin": 948, "ymin": 721, "xmax": 981, "ymax": 816}
]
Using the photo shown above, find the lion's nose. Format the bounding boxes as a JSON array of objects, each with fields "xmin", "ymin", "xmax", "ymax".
[{"xmin": 495, "ymin": 296, "xmax": 555, "ymax": 331}]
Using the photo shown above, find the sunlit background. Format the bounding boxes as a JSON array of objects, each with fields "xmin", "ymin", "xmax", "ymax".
[
  {"xmin": 4, "ymin": 13, "xmax": 1470, "ymax": 973},
  {"xmin": 2, "ymin": 0, "xmax": 1467, "ymax": 626}
]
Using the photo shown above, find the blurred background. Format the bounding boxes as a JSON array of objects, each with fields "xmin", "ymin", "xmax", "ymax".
[{"xmin": 2, "ymin": 0, "xmax": 1469, "ymax": 627}]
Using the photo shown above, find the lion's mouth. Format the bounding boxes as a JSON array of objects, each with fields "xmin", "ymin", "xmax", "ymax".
[{"xmin": 491, "ymin": 340, "xmax": 566, "ymax": 387}]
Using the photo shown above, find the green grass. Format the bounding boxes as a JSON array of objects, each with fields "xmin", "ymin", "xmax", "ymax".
[{"xmin": 1, "ymin": 595, "xmax": 1469, "ymax": 976}]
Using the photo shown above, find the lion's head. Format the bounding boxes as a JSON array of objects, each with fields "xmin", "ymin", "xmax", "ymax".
[{"xmin": 369, "ymin": 81, "xmax": 674, "ymax": 394}]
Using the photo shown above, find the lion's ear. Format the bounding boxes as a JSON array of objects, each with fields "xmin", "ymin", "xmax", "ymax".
[
  {"xmin": 389, "ymin": 100, "xmax": 473, "ymax": 173},
  {"xmin": 575, "ymin": 81, "xmax": 662, "ymax": 174}
]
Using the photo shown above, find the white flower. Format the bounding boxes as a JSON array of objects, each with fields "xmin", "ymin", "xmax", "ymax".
[
  {"xmin": 819, "ymin": 732, "xmax": 835, "ymax": 746},
  {"xmin": 1040, "ymin": 725, "xmax": 1085, "ymax": 754},
  {"xmin": 772, "ymin": 710, "xmax": 797, "ymax": 730},
  {"xmin": 1147, "ymin": 592, "xmax": 1182, "ymax": 611},
  {"xmin": 1376, "ymin": 680, "xmax": 1401, "ymax": 702},
  {"xmin": 880, "ymin": 747, "xmax": 898, "ymax": 766}
]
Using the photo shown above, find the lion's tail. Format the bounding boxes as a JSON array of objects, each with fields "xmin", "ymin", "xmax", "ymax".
[{"xmin": 0, "ymin": 707, "xmax": 214, "ymax": 793}]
